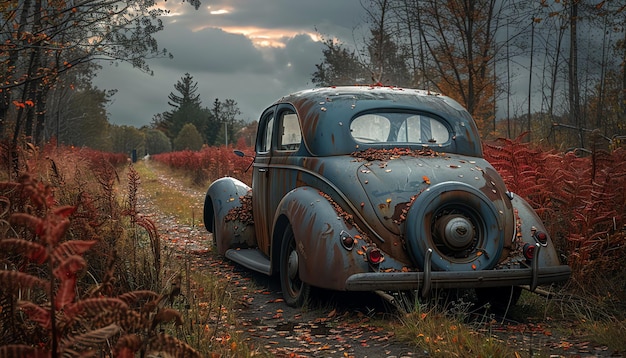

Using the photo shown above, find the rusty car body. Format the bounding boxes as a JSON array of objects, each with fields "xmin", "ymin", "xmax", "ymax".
[{"xmin": 203, "ymin": 86, "xmax": 571, "ymax": 307}]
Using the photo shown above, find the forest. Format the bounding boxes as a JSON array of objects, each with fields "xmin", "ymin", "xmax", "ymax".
[
  {"xmin": 1, "ymin": 0, "xmax": 625, "ymax": 155},
  {"xmin": 1, "ymin": 0, "xmax": 626, "ymax": 356}
]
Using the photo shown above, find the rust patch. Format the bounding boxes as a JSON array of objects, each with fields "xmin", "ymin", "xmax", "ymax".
[{"xmin": 318, "ymin": 191, "xmax": 372, "ymax": 245}]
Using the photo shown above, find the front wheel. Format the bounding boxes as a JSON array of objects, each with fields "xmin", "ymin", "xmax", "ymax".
[
  {"xmin": 279, "ymin": 224, "xmax": 311, "ymax": 307},
  {"xmin": 203, "ymin": 196, "xmax": 217, "ymax": 248}
]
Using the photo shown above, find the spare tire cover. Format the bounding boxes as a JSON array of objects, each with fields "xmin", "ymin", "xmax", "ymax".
[{"xmin": 406, "ymin": 182, "xmax": 504, "ymax": 271}]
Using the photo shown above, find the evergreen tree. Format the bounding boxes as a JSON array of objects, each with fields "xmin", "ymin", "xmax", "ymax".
[
  {"xmin": 110, "ymin": 125, "xmax": 145, "ymax": 155},
  {"xmin": 162, "ymin": 73, "xmax": 209, "ymax": 140}
]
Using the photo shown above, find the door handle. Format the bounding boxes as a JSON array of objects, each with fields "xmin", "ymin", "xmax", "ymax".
[{"xmin": 258, "ymin": 168, "xmax": 268, "ymax": 172}]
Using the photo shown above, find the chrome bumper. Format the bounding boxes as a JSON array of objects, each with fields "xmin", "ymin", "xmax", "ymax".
[{"xmin": 345, "ymin": 248, "xmax": 571, "ymax": 296}]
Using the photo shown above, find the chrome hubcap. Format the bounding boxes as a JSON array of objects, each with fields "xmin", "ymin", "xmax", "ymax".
[
  {"xmin": 287, "ymin": 250, "xmax": 299, "ymax": 280},
  {"xmin": 435, "ymin": 214, "xmax": 475, "ymax": 251}
]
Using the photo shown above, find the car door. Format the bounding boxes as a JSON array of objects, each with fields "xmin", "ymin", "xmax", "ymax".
[{"xmin": 252, "ymin": 108, "xmax": 275, "ymax": 255}]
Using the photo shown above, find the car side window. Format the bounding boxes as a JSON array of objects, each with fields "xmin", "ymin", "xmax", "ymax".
[
  {"xmin": 278, "ymin": 111, "xmax": 301, "ymax": 151},
  {"xmin": 257, "ymin": 111, "xmax": 274, "ymax": 153}
]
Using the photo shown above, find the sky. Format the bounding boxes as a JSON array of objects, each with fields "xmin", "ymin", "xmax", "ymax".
[{"xmin": 93, "ymin": 0, "xmax": 368, "ymax": 128}]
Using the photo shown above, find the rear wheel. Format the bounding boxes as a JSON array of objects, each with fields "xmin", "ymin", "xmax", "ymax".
[{"xmin": 279, "ymin": 224, "xmax": 311, "ymax": 307}]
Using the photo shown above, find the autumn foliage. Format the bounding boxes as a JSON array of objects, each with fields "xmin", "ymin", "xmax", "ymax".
[
  {"xmin": 151, "ymin": 144, "xmax": 254, "ymax": 185},
  {"xmin": 484, "ymin": 134, "xmax": 626, "ymax": 295},
  {"xmin": 0, "ymin": 144, "xmax": 199, "ymax": 357}
]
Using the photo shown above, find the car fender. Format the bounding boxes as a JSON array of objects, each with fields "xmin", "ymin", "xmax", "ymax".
[
  {"xmin": 205, "ymin": 177, "xmax": 256, "ymax": 254},
  {"xmin": 510, "ymin": 194, "xmax": 562, "ymax": 266},
  {"xmin": 273, "ymin": 187, "xmax": 375, "ymax": 291}
]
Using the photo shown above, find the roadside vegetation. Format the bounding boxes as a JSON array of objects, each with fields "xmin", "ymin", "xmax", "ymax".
[
  {"xmin": 1, "ymin": 138, "xmax": 625, "ymax": 356},
  {"xmin": 0, "ymin": 142, "xmax": 261, "ymax": 357}
]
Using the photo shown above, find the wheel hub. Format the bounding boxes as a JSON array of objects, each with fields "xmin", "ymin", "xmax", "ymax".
[
  {"xmin": 434, "ymin": 214, "xmax": 475, "ymax": 251},
  {"xmin": 287, "ymin": 250, "xmax": 299, "ymax": 280}
]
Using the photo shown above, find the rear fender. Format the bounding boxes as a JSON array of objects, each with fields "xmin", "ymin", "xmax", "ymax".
[
  {"xmin": 273, "ymin": 187, "xmax": 406, "ymax": 291},
  {"xmin": 510, "ymin": 194, "xmax": 562, "ymax": 266},
  {"xmin": 205, "ymin": 177, "xmax": 256, "ymax": 254}
]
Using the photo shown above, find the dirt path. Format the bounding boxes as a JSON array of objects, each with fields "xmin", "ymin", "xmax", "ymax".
[{"xmin": 136, "ymin": 161, "xmax": 622, "ymax": 358}]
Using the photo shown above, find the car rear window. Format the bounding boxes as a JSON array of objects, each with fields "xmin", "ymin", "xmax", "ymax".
[{"xmin": 350, "ymin": 112, "xmax": 450, "ymax": 144}]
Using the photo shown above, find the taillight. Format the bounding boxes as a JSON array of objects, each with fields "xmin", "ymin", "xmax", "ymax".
[
  {"xmin": 366, "ymin": 247, "xmax": 383, "ymax": 265},
  {"xmin": 534, "ymin": 231, "xmax": 548, "ymax": 245},
  {"xmin": 523, "ymin": 243, "xmax": 535, "ymax": 260},
  {"xmin": 531, "ymin": 226, "xmax": 548, "ymax": 245}
]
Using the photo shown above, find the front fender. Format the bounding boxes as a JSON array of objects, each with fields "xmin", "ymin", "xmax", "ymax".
[
  {"xmin": 274, "ymin": 187, "xmax": 407, "ymax": 291},
  {"xmin": 205, "ymin": 177, "xmax": 256, "ymax": 254},
  {"xmin": 510, "ymin": 194, "xmax": 562, "ymax": 267}
]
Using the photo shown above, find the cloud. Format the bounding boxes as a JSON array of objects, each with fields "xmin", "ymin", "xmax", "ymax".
[{"xmin": 95, "ymin": 0, "xmax": 365, "ymax": 127}]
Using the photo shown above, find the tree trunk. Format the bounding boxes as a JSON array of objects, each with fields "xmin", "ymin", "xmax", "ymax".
[{"xmin": 568, "ymin": 1, "xmax": 582, "ymax": 147}]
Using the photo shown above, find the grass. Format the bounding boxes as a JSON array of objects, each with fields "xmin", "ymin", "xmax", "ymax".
[
  {"xmin": 127, "ymin": 159, "xmax": 270, "ymax": 357},
  {"xmin": 132, "ymin": 160, "xmax": 205, "ymax": 227}
]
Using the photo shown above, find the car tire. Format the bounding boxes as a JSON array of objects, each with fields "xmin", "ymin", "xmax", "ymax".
[
  {"xmin": 279, "ymin": 224, "xmax": 311, "ymax": 307},
  {"xmin": 203, "ymin": 195, "xmax": 213, "ymax": 233},
  {"xmin": 210, "ymin": 212, "xmax": 217, "ymax": 248}
]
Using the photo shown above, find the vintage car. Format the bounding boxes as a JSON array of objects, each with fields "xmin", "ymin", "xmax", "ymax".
[{"xmin": 203, "ymin": 86, "xmax": 571, "ymax": 307}]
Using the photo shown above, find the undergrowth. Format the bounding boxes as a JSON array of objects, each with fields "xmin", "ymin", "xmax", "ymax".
[{"xmin": 0, "ymin": 142, "xmax": 247, "ymax": 357}]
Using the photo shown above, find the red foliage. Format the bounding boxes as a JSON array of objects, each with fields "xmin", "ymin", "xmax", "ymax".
[
  {"xmin": 152, "ymin": 145, "xmax": 254, "ymax": 185},
  {"xmin": 484, "ymin": 135, "xmax": 626, "ymax": 288}
]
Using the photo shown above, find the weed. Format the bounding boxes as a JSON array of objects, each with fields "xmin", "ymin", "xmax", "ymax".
[{"xmin": 395, "ymin": 296, "xmax": 515, "ymax": 357}]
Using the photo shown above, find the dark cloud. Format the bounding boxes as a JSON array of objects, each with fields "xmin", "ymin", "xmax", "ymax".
[
  {"xmin": 155, "ymin": 25, "xmax": 271, "ymax": 74},
  {"xmin": 95, "ymin": 0, "xmax": 364, "ymax": 127}
]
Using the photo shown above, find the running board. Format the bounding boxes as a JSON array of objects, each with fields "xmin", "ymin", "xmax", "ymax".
[{"xmin": 225, "ymin": 248, "xmax": 272, "ymax": 275}]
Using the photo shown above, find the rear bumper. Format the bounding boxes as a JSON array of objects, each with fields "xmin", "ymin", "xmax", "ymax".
[{"xmin": 345, "ymin": 265, "xmax": 571, "ymax": 292}]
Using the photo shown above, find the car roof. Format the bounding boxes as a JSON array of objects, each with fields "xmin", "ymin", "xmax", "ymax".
[{"xmin": 271, "ymin": 86, "xmax": 483, "ymax": 157}]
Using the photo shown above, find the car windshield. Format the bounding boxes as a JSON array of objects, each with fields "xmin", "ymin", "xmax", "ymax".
[{"xmin": 350, "ymin": 112, "xmax": 450, "ymax": 144}]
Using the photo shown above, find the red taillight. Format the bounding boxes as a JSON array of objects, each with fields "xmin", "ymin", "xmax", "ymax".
[
  {"xmin": 531, "ymin": 226, "xmax": 548, "ymax": 245},
  {"xmin": 523, "ymin": 243, "xmax": 535, "ymax": 260},
  {"xmin": 366, "ymin": 247, "xmax": 383, "ymax": 264}
]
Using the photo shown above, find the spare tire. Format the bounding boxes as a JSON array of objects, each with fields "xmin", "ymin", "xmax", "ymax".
[{"xmin": 405, "ymin": 182, "xmax": 505, "ymax": 271}]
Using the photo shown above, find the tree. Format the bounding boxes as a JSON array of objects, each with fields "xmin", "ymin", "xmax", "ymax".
[
  {"xmin": 61, "ymin": 86, "xmax": 112, "ymax": 151},
  {"xmin": 173, "ymin": 123, "xmax": 203, "ymax": 151},
  {"xmin": 145, "ymin": 128, "xmax": 172, "ymax": 154},
  {"xmin": 211, "ymin": 98, "xmax": 245, "ymax": 146},
  {"xmin": 312, "ymin": 38, "xmax": 370, "ymax": 86},
  {"xmin": 160, "ymin": 73, "xmax": 212, "ymax": 140},
  {"xmin": 361, "ymin": 0, "xmax": 413, "ymax": 87},
  {"xmin": 0, "ymin": 0, "xmax": 200, "ymax": 174},
  {"xmin": 411, "ymin": 0, "xmax": 502, "ymax": 132},
  {"xmin": 110, "ymin": 125, "xmax": 145, "ymax": 155}
]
